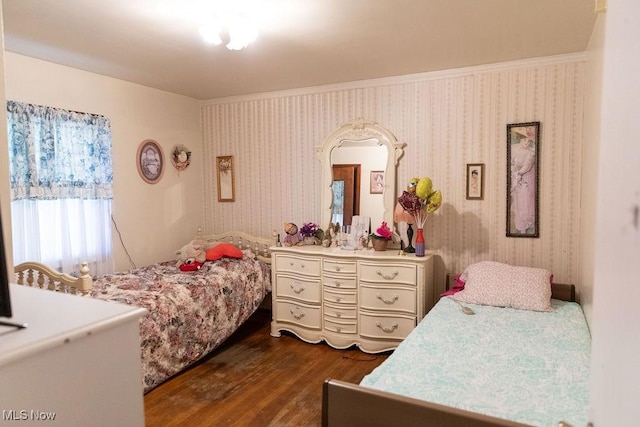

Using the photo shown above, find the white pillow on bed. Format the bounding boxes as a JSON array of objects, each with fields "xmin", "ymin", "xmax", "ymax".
[{"xmin": 452, "ymin": 261, "xmax": 553, "ymax": 312}]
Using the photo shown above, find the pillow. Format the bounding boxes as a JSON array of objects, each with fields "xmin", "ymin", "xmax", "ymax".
[
  {"xmin": 206, "ymin": 243, "xmax": 243, "ymax": 261},
  {"xmin": 440, "ymin": 274, "xmax": 465, "ymax": 297},
  {"xmin": 452, "ymin": 261, "xmax": 553, "ymax": 312}
]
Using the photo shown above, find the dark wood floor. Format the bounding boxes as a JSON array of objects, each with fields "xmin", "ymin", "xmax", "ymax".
[{"xmin": 144, "ymin": 309, "xmax": 390, "ymax": 426}]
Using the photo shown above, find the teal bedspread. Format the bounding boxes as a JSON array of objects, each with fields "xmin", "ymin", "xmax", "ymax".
[{"xmin": 360, "ymin": 297, "xmax": 591, "ymax": 426}]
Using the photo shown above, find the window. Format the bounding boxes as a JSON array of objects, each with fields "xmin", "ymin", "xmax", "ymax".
[{"xmin": 6, "ymin": 101, "xmax": 114, "ymax": 275}]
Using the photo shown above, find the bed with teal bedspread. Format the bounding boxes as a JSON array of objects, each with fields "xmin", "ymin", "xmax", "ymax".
[{"xmin": 358, "ymin": 297, "xmax": 591, "ymax": 426}]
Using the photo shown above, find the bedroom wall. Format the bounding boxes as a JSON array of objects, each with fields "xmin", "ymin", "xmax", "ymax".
[
  {"xmin": 0, "ymin": 4, "xmax": 12, "ymax": 273},
  {"xmin": 202, "ymin": 54, "xmax": 587, "ymax": 295},
  {"xmin": 3, "ymin": 53, "xmax": 203, "ymax": 272},
  {"xmin": 580, "ymin": 13, "xmax": 606, "ymax": 327},
  {"xmin": 588, "ymin": 0, "xmax": 640, "ymax": 423}
]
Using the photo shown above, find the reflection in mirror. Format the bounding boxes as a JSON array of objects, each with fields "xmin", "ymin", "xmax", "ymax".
[
  {"xmin": 331, "ymin": 164, "xmax": 361, "ymax": 226},
  {"xmin": 331, "ymin": 143, "xmax": 384, "ymax": 227},
  {"xmin": 317, "ymin": 118, "xmax": 405, "ymax": 240},
  {"xmin": 331, "ymin": 180, "xmax": 345, "ymax": 225}
]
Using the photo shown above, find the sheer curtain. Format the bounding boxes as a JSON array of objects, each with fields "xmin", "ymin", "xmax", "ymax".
[{"xmin": 6, "ymin": 101, "xmax": 114, "ymax": 276}]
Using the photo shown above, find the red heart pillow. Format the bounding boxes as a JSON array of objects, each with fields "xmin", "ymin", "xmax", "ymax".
[{"xmin": 206, "ymin": 243, "xmax": 243, "ymax": 261}]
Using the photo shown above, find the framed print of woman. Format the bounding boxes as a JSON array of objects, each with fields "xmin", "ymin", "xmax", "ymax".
[
  {"xmin": 506, "ymin": 122, "xmax": 540, "ymax": 237},
  {"xmin": 370, "ymin": 171, "xmax": 384, "ymax": 194},
  {"xmin": 466, "ymin": 163, "xmax": 484, "ymax": 200}
]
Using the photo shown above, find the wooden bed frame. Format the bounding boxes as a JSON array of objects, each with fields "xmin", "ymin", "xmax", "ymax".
[
  {"xmin": 14, "ymin": 261, "xmax": 94, "ymax": 295},
  {"xmin": 322, "ymin": 282, "xmax": 577, "ymax": 427},
  {"xmin": 13, "ymin": 230, "xmax": 275, "ymax": 295}
]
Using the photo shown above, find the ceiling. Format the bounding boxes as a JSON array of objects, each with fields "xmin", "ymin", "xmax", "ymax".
[{"xmin": 2, "ymin": 0, "xmax": 598, "ymax": 100}]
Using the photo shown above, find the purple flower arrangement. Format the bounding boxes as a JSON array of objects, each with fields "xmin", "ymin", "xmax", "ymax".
[{"xmin": 300, "ymin": 222, "xmax": 319, "ymax": 238}]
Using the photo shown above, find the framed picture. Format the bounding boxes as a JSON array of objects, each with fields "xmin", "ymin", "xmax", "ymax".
[
  {"xmin": 506, "ymin": 122, "xmax": 540, "ymax": 237},
  {"xmin": 370, "ymin": 171, "xmax": 384, "ymax": 194},
  {"xmin": 466, "ymin": 163, "xmax": 484, "ymax": 200},
  {"xmin": 216, "ymin": 155, "xmax": 235, "ymax": 202},
  {"xmin": 137, "ymin": 139, "xmax": 164, "ymax": 184}
]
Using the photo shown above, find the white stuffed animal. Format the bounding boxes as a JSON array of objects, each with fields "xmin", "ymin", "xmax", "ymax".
[{"xmin": 175, "ymin": 239, "xmax": 207, "ymax": 268}]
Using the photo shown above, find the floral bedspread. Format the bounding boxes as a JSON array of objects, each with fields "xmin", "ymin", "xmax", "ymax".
[{"xmin": 89, "ymin": 250, "xmax": 271, "ymax": 392}]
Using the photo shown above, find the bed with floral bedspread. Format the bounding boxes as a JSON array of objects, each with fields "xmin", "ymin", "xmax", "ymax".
[{"xmin": 88, "ymin": 249, "xmax": 271, "ymax": 392}]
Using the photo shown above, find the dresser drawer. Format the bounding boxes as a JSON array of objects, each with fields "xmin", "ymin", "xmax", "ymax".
[
  {"xmin": 323, "ymin": 272, "xmax": 357, "ymax": 290},
  {"xmin": 359, "ymin": 262, "xmax": 417, "ymax": 286},
  {"xmin": 360, "ymin": 284, "xmax": 416, "ymax": 314},
  {"xmin": 359, "ymin": 312, "xmax": 416, "ymax": 340},
  {"xmin": 275, "ymin": 254, "xmax": 321, "ymax": 277},
  {"xmin": 324, "ymin": 318, "xmax": 357, "ymax": 335},
  {"xmin": 275, "ymin": 300, "xmax": 321, "ymax": 329},
  {"xmin": 276, "ymin": 274, "xmax": 321, "ymax": 303},
  {"xmin": 323, "ymin": 259, "xmax": 357, "ymax": 275},
  {"xmin": 324, "ymin": 301, "xmax": 357, "ymax": 321},
  {"xmin": 323, "ymin": 288, "xmax": 357, "ymax": 305}
]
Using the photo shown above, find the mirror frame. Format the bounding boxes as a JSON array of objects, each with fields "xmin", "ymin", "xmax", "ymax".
[{"xmin": 316, "ymin": 118, "xmax": 405, "ymax": 233}]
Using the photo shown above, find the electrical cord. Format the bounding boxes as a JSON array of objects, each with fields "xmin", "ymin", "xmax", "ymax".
[{"xmin": 111, "ymin": 213, "xmax": 136, "ymax": 269}]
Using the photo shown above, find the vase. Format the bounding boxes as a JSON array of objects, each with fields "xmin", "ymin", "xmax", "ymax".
[
  {"xmin": 415, "ymin": 228, "xmax": 425, "ymax": 257},
  {"xmin": 303, "ymin": 236, "xmax": 316, "ymax": 245},
  {"xmin": 371, "ymin": 239, "xmax": 389, "ymax": 251}
]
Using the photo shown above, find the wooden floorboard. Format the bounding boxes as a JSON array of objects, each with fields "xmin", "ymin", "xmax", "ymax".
[{"xmin": 143, "ymin": 309, "xmax": 390, "ymax": 426}]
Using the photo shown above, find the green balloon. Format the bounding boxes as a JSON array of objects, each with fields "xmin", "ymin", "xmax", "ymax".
[
  {"xmin": 426, "ymin": 190, "xmax": 442, "ymax": 213},
  {"xmin": 416, "ymin": 177, "xmax": 432, "ymax": 200}
]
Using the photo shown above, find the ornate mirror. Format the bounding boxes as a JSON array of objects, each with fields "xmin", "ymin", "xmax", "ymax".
[{"xmin": 317, "ymin": 118, "xmax": 405, "ymax": 234}]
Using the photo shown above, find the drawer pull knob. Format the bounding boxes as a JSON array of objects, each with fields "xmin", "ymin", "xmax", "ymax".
[
  {"xmin": 336, "ymin": 312, "xmax": 341, "ymax": 318},
  {"xmin": 376, "ymin": 270, "xmax": 399, "ymax": 280},
  {"xmin": 290, "ymin": 282, "xmax": 305, "ymax": 294},
  {"xmin": 376, "ymin": 322, "xmax": 399, "ymax": 333},
  {"xmin": 334, "ymin": 281, "xmax": 341, "ymax": 287},
  {"xmin": 300, "ymin": 263, "xmax": 305, "ymax": 268},
  {"xmin": 336, "ymin": 327, "xmax": 342, "ymax": 333},
  {"xmin": 335, "ymin": 297, "xmax": 341, "ymax": 302},
  {"xmin": 290, "ymin": 309, "xmax": 305, "ymax": 320},
  {"xmin": 376, "ymin": 293, "xmax": 399, "ymax": 304}
]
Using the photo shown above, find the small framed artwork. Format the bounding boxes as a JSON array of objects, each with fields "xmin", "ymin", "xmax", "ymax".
[
  {"xmin": 370, "ymin": 171, "xmax": 384, "ymax": 194},
  {"xmin": 506, "ymin": 122, "xmax": 540, "ymax": 238},
  {"xmin": 466, "ymin": 163, "xmax": 484, "ymax": 200},
  {"xmin": 137, "ymin": 139, "xmax": 164, "ymax": 184},
  {"xmin": 216, "ymin": 155, "xmax": 235, "ymax": 202}
]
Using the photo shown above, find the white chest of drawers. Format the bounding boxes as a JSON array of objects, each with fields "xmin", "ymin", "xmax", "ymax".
[
  {"xmin": 1, "ymin": 284, "xmax": 147, "ymax": 426},
  {"xmin": 270, "ymin": 246, "xmax": 434, "ymax": 353}
]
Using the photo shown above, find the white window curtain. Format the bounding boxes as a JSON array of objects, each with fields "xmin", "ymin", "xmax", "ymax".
[{"xmin": 6, "ymin": 101, "xmax": 114, "ymax": 276}]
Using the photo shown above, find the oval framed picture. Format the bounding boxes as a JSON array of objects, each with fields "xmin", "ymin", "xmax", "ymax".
[{"xmin": 137, "ymin": 139, "xmax": 164, "ymax": 184}]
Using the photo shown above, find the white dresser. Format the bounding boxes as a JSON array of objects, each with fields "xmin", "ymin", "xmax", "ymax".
[
  {"xmin": 270, "ymin": 246, "xmax": 434, "ymax": 353},
  {"xmin": 0, "ymin": 284, "xmax": 147, "ymax": 426}
]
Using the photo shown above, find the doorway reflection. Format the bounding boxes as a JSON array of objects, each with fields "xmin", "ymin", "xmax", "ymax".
[
  {"xmin": 331, "ymin": 180, "xmax": 344, "ymax": 226},
  {"xmin": 331, "ymin": 164, "xmax": 360, "ymax": 227}
]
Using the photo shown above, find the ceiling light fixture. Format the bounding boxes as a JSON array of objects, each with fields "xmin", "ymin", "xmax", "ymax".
[{"xmin": 198, "ymin": 6, "xmax": 260, "ymax": 50}]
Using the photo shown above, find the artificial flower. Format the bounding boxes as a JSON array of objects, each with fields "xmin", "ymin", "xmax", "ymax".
[
  {"xmin": 300, "ymin": 222, "xmax": 319, "ymax": 238},
  {"xmin": 370, "ymin": 221, "xmax": 393, "ymax": 240}
]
